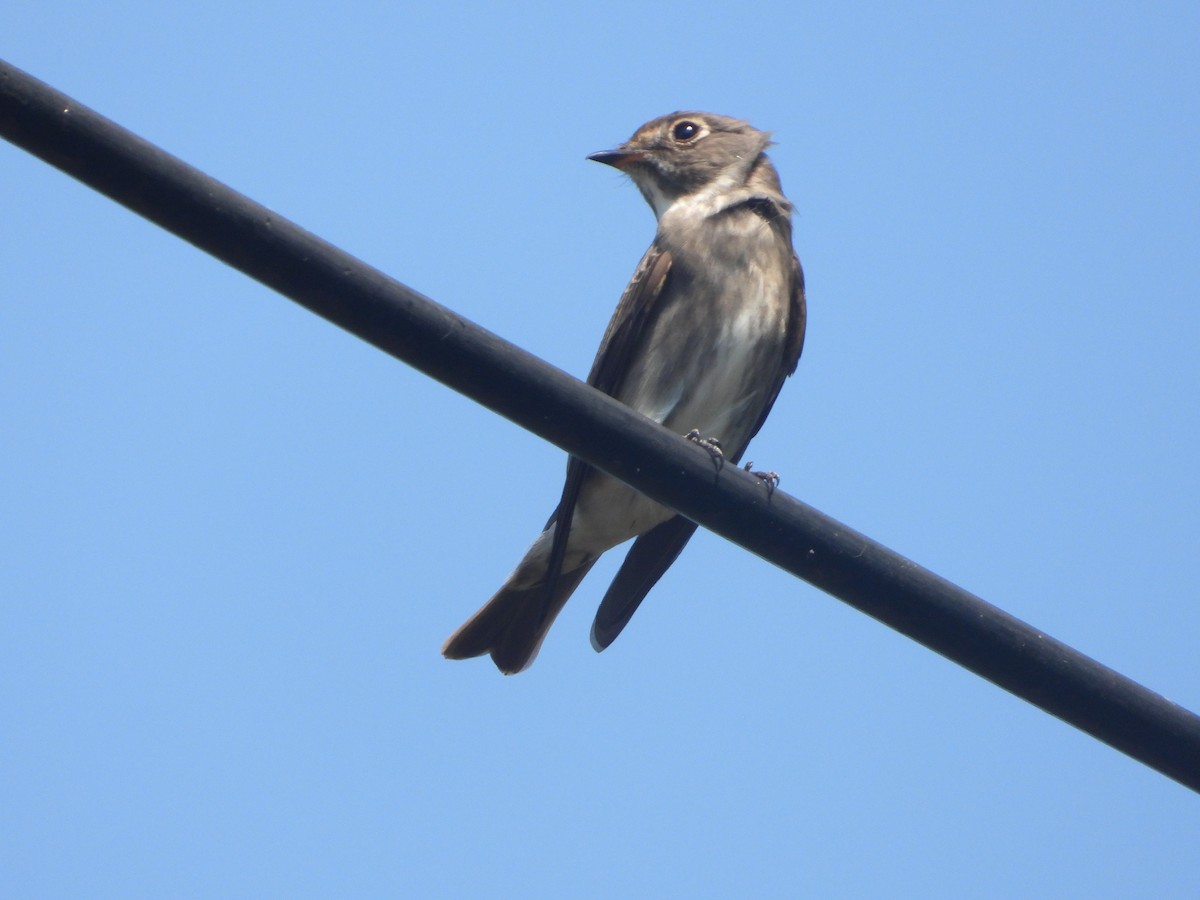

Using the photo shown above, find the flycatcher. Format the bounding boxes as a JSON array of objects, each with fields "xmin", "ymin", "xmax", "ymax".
[{"xmin": 442, "ymin": 111, "xmax": 806, "ymax": 673}]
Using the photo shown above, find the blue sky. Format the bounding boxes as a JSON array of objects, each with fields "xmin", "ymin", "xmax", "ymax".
[{"xmin": 3, "ymin": 2, "xmax": 1199, "ymax": 897}]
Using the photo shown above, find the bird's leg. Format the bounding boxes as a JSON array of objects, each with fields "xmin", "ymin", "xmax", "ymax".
[
  {"xmin": 685, "ymin": 429, "xmax": 724, "ymax": 472},
  {"xmin": 742, "ymin": 461, "xmax": 780, "ymax": 497}
]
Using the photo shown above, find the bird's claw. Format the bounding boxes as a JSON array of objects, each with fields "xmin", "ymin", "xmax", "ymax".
[
  {"xmin": 685, "ymin": 429, "xmax": 724, "ymax": 471},
  {"xmin": 742, "ymin": 461, "xmax": 780, "ymax": 496}
]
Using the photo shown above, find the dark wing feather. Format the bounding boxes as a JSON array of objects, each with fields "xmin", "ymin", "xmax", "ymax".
[
  {"xmin": 745, "ymin": 232, "xmax": 806, "ymax": 447},
  {"xmin": 585, "ymin": 243, "xmax": 675, "ymax": 393},
  {"xmin": 541, "ymin": 245, "xmax": 674, "ymax": 601},
  {"xmin": 590, "ymin": 515, "xmax": 699, "ymax": 651}
]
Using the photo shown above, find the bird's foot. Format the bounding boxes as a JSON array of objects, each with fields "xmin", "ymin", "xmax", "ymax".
[
  {"xmin": 742, "ymin": 462, "xmax": 780, "ymax": 496},
  {"xmin": 685, "ymin": 429, "xmax": 724, "ymax": 471}
]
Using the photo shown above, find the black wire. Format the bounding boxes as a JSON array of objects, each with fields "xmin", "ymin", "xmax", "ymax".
[{"xmin": 2, "ymin": 58, "xmax": 1197, "ymax": 792}]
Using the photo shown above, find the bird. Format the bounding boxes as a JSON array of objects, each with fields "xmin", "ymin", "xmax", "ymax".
[{"xmin": 441, "ymin": 111, "xmax": 806, "ymax": 673}]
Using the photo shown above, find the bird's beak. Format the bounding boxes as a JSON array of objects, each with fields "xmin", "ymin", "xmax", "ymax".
[{"xmin": 587, "ymin": 148, "xmax": 645, "ymax": 170}]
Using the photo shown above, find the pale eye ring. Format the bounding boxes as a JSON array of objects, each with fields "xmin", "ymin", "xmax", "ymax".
[{"xmin": 671, "ymin": 120, "xmax": 701, "ymax": 142}]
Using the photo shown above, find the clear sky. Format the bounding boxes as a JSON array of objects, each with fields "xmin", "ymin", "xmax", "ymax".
[{"xmin": 3, "ymin": 2, "xmax": 1199, "ymax": 897}]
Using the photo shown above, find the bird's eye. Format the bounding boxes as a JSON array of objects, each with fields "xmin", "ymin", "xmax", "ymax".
[{"xmin": 672, "ymin": 120, "xmax": 701, "ymax": 142}]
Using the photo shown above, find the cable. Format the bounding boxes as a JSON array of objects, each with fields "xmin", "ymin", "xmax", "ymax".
[{"xmin": 2, "ymin": 58, "xmax": 1197, "ymax": 791}]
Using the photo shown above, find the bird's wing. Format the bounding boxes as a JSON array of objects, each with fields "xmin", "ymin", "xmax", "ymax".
[
  {"xmin": 746, "ymin": 235, "xmax": 806, "ymax": 445},
  {"xmin": 541, "ymin": 244, "xmax": 674, "ymax": 599},
  {"xmin": 590, "ymin": 514, "xmax": 699, "ymax": 651},
  {"xmin": 584, "ymin": 243, "xmax": 675, "ymax": 395}
]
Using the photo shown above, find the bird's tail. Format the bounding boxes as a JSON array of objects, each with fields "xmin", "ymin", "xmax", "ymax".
[{"xmin": 442, "ymin": 557, "xmax": 598, "ymax": 674}]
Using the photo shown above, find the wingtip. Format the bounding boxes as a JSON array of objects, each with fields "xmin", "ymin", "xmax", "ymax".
[{"xmin": 589, "ymin": 623, "xmax": 611, "ymax": 654}]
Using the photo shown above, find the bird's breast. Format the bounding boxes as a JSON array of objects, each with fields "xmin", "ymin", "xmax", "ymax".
[{"xmin": 617, "ymin": 217, "xmax": 792, "ymax": 456}]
